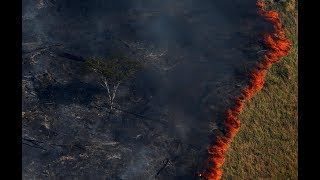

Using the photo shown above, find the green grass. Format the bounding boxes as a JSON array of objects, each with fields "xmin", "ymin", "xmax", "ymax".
[{"xmin": 222, "ymin": 0, "xmax": 298, "ymax": 179}]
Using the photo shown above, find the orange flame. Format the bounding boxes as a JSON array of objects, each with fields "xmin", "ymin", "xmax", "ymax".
[{"xmin": 200, "ymin": 1, "xmax": 291, "ymax": 179}]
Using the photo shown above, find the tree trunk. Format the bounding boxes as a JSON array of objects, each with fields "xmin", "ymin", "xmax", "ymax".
[{"xmin": 100, "ymin": 78, "xmax": 121, "ymax": 111}]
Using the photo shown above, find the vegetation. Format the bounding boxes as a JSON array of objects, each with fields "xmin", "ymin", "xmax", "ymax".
[
  {"xmin": 222, "ymin": 0, "xmax": 298, "ymax": 179},
  {"xmin": 85, "ymin": 54, "xmax": 143, "ymax": 110}
]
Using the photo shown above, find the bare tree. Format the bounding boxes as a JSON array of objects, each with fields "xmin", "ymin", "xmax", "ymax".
[{"xmin": 85, "ymin": 54, "xmax": 142, "ymax": 110}]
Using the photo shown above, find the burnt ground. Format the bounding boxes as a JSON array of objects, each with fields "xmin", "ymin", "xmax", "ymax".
[{"xmin": 22, "ymin": 0, "xmax": 271, "ymax": 179}]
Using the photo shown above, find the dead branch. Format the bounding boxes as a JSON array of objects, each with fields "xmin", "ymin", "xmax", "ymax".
[
  {"xmin": 155, "ymin": 158, "xmax": 170, "ymax": 178},
  {"xmin": 22, "ymin": 43, "xmax": 62, "ymax": 54},
  {"xmin": 22, "ymin": 142, "xmax": 47, "ymax": 151},
  {"xmin": 56, "ymin": 52, "xmax": 85, "ymax": 62},
  {"xmin": 120, "ymin": 40, "xmax": 131, "ymax": 48},
  {"xmin": 155, "ymin": 156, "xmax": 179, "ymax": 178},
  {"xmin": 22, "ymin": 137, "xmax": 86, "ymax": 151},
  {"xmin": 22, "ymin": 138, "xmax": 47, "ymax": 151}
]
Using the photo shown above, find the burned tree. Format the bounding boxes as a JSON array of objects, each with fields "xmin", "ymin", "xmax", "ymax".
[{"xmin": 85, "ymin": 54, "xmax": 142, "ymax": 110}]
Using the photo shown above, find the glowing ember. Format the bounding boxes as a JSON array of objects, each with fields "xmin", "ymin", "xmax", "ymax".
[{"xmin": 200, "ymin": 1, "xmax": 291, "ymax": 179}]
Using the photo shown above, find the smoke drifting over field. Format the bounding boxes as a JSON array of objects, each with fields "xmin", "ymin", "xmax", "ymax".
[{"xmin": 22, "ymin": 0, "xmax": 274, "ymax": 179}]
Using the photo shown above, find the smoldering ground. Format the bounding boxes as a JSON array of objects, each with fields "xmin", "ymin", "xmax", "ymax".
[{"xmin": 22, "ymin": 0, "xmax": 272, "ymax": 179}]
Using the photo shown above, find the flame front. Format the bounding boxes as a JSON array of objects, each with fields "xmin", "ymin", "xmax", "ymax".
[{"xmin": 200, "ymin": 1, "xmax": 291, "ymax": 179}]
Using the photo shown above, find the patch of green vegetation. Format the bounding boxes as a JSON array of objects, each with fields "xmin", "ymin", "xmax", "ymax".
[
  {"xmin": 85, "ymin": 54, "xmax": 143, "ymax": 84},
  {"xmin": 222, "ymin": 0, "xmax": 298, "ymax": 179}
]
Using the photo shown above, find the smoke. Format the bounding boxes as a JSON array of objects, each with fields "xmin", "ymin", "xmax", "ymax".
[
  {"xmin": 22, "ymin": 0, "xmax": 47, "ymax": 43},
  {"xmin": 200, "ymin": 1, "xmax": 291, "ymax": 179},
  {"xmin": 23, "ymin": 0, "xmax": 281, "ymax": 178},
  {"xmin": 120, "ymin": 147, "xmax": 156, "ymax": 180}
]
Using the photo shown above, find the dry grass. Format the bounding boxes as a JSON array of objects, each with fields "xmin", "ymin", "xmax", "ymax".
[{"xmin": 222, "ymin": 0, "xmax": 298, "ymax": 179}]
